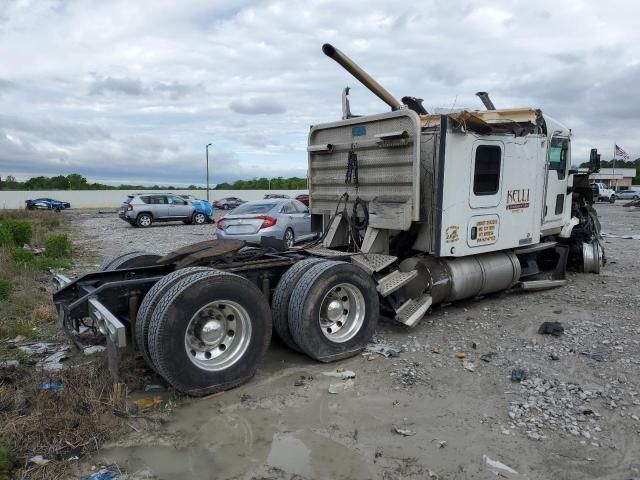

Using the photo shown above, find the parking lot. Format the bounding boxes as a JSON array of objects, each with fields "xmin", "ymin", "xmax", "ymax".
[{"xmin": 65, "ymin": 203, "xmax": 640, "ymax": 480}]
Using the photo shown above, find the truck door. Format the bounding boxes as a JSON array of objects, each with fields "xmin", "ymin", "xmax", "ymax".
[
  {"xmin": 467, "ymin": 141, "xmax": 503, "ymax": 247},
  {"xmin": 542, "ymin": 136, "xmax": 570, "ymax": 230}
]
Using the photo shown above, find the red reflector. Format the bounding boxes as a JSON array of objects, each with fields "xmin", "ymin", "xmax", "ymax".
[{"xmin": 256, "ymin": 215, "xmax": 277, "ymax": 229}]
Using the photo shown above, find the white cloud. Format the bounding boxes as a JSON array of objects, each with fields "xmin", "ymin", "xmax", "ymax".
[{"xmin": 0, "ymin": 0, "xmax": 638, "ymax": 185}]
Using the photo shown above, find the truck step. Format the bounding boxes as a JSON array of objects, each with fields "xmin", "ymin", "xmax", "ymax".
[
  {"xmin": 305, "ymin": 246, "xmax": 356, "ymax": 258},
  {"xmin": 376, "ymin": 269, "xmax": 418, "ymax": 297},
  {"xmin": 351, "ymin": 253, "xmax": 397, "ymax": 274},
  {"xmin": 395, "ymin": 294, "xmax": 433, "ymax": 327}
]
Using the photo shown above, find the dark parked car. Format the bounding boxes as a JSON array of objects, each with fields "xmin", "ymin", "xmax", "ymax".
[
  {"xmin": 25, "ymin": 198, "xmax": 71, "ymax": 210},
  {"xmin": 214, "ymin": 197, "xmax": 246, "ymax": 210},
  {"xmin": 264, "ymin": 193, "xmax": 290, "ymax": 199},
  {"xmin": 295, "ymin": 194, "xmax": 309, "ymax": 206}
]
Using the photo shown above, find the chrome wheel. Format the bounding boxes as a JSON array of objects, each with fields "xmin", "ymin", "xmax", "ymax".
[
  {"xmin": 194, "ymin": 213, "xmax": 206, "ymax": 224},
  {"xmin": 318, "ymin": 282, "xmax": 365, "ymax": 343},
  {"xmin": 184, "ymin": 300, "xmax": 252, "ymax": 371},
  {"xmin": 284, "ymin": 229, "xmax": 295, "ymax": 249}
]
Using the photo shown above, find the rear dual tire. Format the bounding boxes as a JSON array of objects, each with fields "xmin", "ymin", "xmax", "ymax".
[{"xmin": 146, "ymin": 269, "xmax": 272, "ymax": 396}]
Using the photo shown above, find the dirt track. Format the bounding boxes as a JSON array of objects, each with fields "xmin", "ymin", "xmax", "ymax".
[{"xmin": 68, "ymin": 204, "xmax": 640, "ymax": 480}]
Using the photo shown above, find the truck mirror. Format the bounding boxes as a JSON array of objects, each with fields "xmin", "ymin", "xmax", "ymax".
[{"xmin": 589, "ymin": 148, "xmax": 601, "ymax": 173}]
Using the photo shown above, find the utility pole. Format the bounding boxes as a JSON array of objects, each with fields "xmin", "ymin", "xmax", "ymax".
[{"xmin": 206, "ymin": 143, "xmax": 212, "ymax": 201}]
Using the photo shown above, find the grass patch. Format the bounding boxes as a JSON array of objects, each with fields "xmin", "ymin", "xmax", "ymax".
[
  {"xmin": 0, "ymin": 278, "xmax": 9, "ymax": 301},
  {"xmin": 0, "ymin": 438, "xmax": 16, "ymax": 480},
  {"xmin": 44, "ymin": 234, "xmax": 72, "ymax": 259},
  {"xmin": 0, "ymin": 221, "xmax": 32, "ymax": 246}
]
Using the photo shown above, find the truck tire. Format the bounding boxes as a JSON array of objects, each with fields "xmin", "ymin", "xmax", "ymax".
[
  {"xmin": 99, "ymin": 251, "xmax": 159, "ymax": 271},
  {"xmin": 288, "ymin": 261, "xmax": 379, "ymax": 362},
  {"xmin": 609, "ymin": 194, "xmax": 616, "ymax": 204},
  {"xmin": 136, "ymin": 213, "xmax": 153, "ymax": 227},
  {"xmin": 271, "ymin": 257, "xmax": 326, "ymax": 351},
  {"xmin": 103, "ymin": 251, "xmax": 162, "ymax": 271},
  {"xmin": 135, "ymin": 267, "xmax": 215, "ymax": 371},
  {"xmin": 147, "ymin": 270, "xmax": 272, "ymax": 396}
]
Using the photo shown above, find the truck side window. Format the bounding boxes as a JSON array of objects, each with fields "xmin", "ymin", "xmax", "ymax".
[
  {"xmin": 473, "ymin": 145, "xmax": 501, "ymax": 195},
  {"xmin": 549, "ymin": 137, "xmax": 568, "ymax": 180}
]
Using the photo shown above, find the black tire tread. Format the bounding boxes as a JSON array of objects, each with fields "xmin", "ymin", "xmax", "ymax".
[
  {"xmin": 271, "ymin": 257, "xmax": 325, "ymax": 351},
  {"xmin": 147, "ymin": 270, "xmax": 271, "ymax": 395},
  {"xmin": 104, "ymin": 251, "xmax": 161, "ymax": 271},
  {"xmin": 99, "ymin": 250, "xmax": 144, "ymax": 271},
  {"xmin": 135, "ymin": 267, "xmax": 215, "ymax": 370}
]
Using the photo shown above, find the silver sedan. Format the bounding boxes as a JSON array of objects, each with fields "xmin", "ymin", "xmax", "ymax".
[
  {"xmin": 215, "ymin": 199, "xmax": 316, "ymax": 248},
  {"xmin": 616, "ymin": 189, "xmax": 640, "ymax": 200}
]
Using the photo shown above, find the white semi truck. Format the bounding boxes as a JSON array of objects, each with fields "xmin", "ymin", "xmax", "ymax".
[{"xmin": 54, "ymin": 44, "xmax": 604, "ymax": 396}]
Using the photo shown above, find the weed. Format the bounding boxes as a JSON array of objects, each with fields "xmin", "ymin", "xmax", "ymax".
[
  {"xmin": 0, "ymin": 278, "xmax": 10, "ymax": 301},
  {"xmin": 0, "ymin": 227, "xmax": 11, "ymax": 247},
  {"xmin": 0, "ymin": 221, "xmax": 32, "ymax": 246},
  {"xmin": 0, "ymin": 438, "xmax": 16, "ymax": 480},
  {"xmin": 44, "ymin": 234, "xmax": 72, "ymax": 259}
]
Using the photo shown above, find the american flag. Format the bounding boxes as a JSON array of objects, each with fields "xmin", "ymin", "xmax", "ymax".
[{"xmin": 615, "ymin": 144, "xmax": 629, "ymax": 160}]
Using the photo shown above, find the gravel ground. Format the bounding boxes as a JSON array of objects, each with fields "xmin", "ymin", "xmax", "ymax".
[{"xmin": 67, "ymin": 204, "xmax": 640, "ymax": 480}]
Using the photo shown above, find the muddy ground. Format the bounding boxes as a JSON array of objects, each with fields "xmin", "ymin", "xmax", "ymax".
[{"xmin": 65, "ymin": 204, "xmax": 640, "ymax": 480}]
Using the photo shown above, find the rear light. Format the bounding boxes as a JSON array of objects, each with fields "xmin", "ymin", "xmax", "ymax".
[
  {"xmin": 127, "ymin": 204, "xmax": 133, "ymax": 211},
  {"xmin": 256, "ymin": 215, "xmax": 277, "ymax": 229},
  {"xmin": 215, "ymin": 217, "xmax": 224, "ymax": 229}
]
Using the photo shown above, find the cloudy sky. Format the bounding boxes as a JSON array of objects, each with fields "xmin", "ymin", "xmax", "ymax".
[{"xmin": 0, "ymin": 0, "xmax": 638, "ymax": 186}]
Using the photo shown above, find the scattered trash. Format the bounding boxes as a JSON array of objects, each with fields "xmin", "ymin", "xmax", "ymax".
[
  {"xmin": 538, "ymin": 321, "xmax": 564, "ymax": 336},
  {"xmin": 38, "ymin": 381, "xmax": 64, "ymax": 390},
  {"xmin": 29, "ymin": 455, "xmax": 50, "ymax": 465},
  {"xmin": 365, "ymin": 342, "xmax": 402, "ymax": 358},
  {"xmin": 510, "ymin": 368, "xmax": 528, "ymax": 382},
  {"xmin": 480, "ymin": 352, "xmax": 497, "ymax": 362},
  {"xmin": 37, "ymin": 349, "xmax": 70, "ymax": 371},
  {"xmin": 144, "ymin": 384, "xmax": 165, "ymax": 392},
  {"xmin": 84, "ymin": 466, "xmax": 119, "ymax": 480},
  {"xmin": 83, "ymin": 345, "xmax": 106, "ymax": 355},
  {"xmin": 18, "ymin": 342, "xmax": 63, "ymax": 355},
  {"xmin": 294, "ymin": 378, "xmax": 305, "ymax": 387},
  {"xmin": 393, "ymin": 425, "xmax": 416, "ymax": 436},
  {"xmin": 580, "ymin": 351, "xmax": 608, "ymax": 362},
  {"xmin": 482, "ymin": 454, "xmax": 519, "ymax": 478},
  {"xmin": 456, "ymin": 351, "xmax": 466, "ymax": 359},
  {"xmin": 462, "ymin": 360, "xmax": 476, "ymax": 372},
  {"xmin": 322, "ymin": 369, "xmax": 356, "ymax": 379},
  {"xmin": 7, "ymin": 335, "xmax": 25, "ymax": 343},
  {"xmin": 0, "ymin": 359, "xmax": 19, "ymax": 369},
  {"xmin": 438, "ymin": 440, "xmax": 447, "ymax": 449},
  {"xmin": 431, "ymin": 347, "xmax": 440, "ymax": 354},
  {"xmin": 328, "ymin": 379, "xmax": 354, "ymax": 394},
  {"xmin": 549, "ymin": 353, "xmax": 560, "ymax": 361},
  {"xmin": 133, "ymin": 396, "xmax": 162, "ymax": 409}
]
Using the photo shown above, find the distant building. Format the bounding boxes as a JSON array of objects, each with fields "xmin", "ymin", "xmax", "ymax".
[{"xmin": 588, "ymin": 168, "xmax": 637, "ymax": 189}]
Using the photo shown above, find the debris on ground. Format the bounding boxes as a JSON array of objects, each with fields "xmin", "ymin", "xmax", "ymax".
[
  {"xmin": 143, "ymin": 384, "xmax": 164, "ymax": 392},
  {"xmin": 84, "ymin": 465, "xmax": 120, "ymax": 480},
  {"xmin": 0, "ymin": 359, "xmax": 19, "ymax": 369},
  {"xmin": 322, "ymin": 369, "xmax": 356, "ymax": 379},
  {"xmin": 18, "ymin": 342, "xmax": 63, "ymax": 355},
  {"xmin": 456, "ymin": 351, "xmax": 466, "ymax": 359},
  {"xmin": 38, "ymin": 381, "xmax": 64, "ymax": 390},
  {"xmin": 328, "ymin": 379, "xmax": 354, "ymax": 394},
  {"xmin": 510, "ymin": 368, "xmax": 528, "ymax": 382},
  {"xmin": 393, "ymin": 425, "xmax": 416, "ymax": 436},
  {"xmin": 437, "ymin": 440, "xmax": 447, "ymax": 449},
  {"xmin": 83, "ymin": 345, "xmax": 106, "ymax": 355},
  {"xmin": 462, "ymin": 360, "xmax": 476, "ymax": 372},
  {"xmin": 482, "ymin": 454, "xmax": 520, "ymax": 478},
  {"xmin": 365, "ymin": 341, "xmax": 402, "ymax": 358},
  {"xmin": 480, "ymin": 352, "xmax": 498, "ymax": 363},
  {"xmin": 537, "ymin": 321, "xmax": 565, "ymax": 336},
  {"xmin": 580, "ymin": 351, "xmax": 608, "ymax": 362},
  {"xmin": 133, "ymin": 397, "xmax": 162, "ymax": 409},
  {"xmin": 28, "ymin": 455, "xmax": 49, "ymax": 465}
]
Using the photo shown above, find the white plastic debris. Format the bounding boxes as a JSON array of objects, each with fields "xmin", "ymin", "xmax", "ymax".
[
  {"xmin": 328, "ymin": 379, "xmax": 354, "ymax": 394},
  {"xmin": 462, "ymin": 360, "xmax": 476, "ymax": 372},
  {"xmin": 483, "ymin": 455, "xmax": 520, "ymax": 478},
  {"xmin": 393, "ymin": 425, "xmax": 416, "ymax": 436},
  {"xmin": 83, "ymin": 345, "xmax": 106, "ymax": 355},
  {"xmin": 322, "ymin": 370, "xmax": 355, "ymax": 379},
  {"xmin": 29, "ymin": 455, "xmax": 50, "ymax": 465}
]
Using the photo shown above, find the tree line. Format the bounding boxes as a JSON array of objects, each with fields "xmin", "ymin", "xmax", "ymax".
[
  {"xmin": 0, "ymin": 173, "xmax": 308, "ymax": 191},
  {"xmin": 578, "ymin": 158, "xmax": 640, "ymax": 184}
]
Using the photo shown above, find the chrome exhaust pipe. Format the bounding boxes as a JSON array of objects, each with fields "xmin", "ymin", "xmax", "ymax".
[{"xmin": 322, "ymin": 43, "xmax": 403, "ymax": 111}]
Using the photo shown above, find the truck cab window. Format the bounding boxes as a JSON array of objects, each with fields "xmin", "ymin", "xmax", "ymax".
[
  {"xmin": 549, "ymin": 137, "xmax": 569, "ymax": 180},
  {"xmin": 473, "ymin": 145, "xmax": 501, "ymax": 195}
]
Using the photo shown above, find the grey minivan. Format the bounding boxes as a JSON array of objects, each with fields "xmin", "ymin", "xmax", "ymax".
[{"xmin": 119, "ymin": 193, "xmax": 203, "ymax": 227}]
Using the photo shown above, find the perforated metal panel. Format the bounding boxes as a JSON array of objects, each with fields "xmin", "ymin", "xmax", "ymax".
[{"xmin": 307, "ymin": 110, "xmax": 422, "ymax": 228}]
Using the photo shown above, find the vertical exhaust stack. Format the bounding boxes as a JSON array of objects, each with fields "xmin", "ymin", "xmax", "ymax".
[
  {"xmin": 476, "ymin": 91, "xmax": 496, "ymax": 110},
  {"xmin": 322, "ymin": 43, "xmax": 403, "ymax": 111}
]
